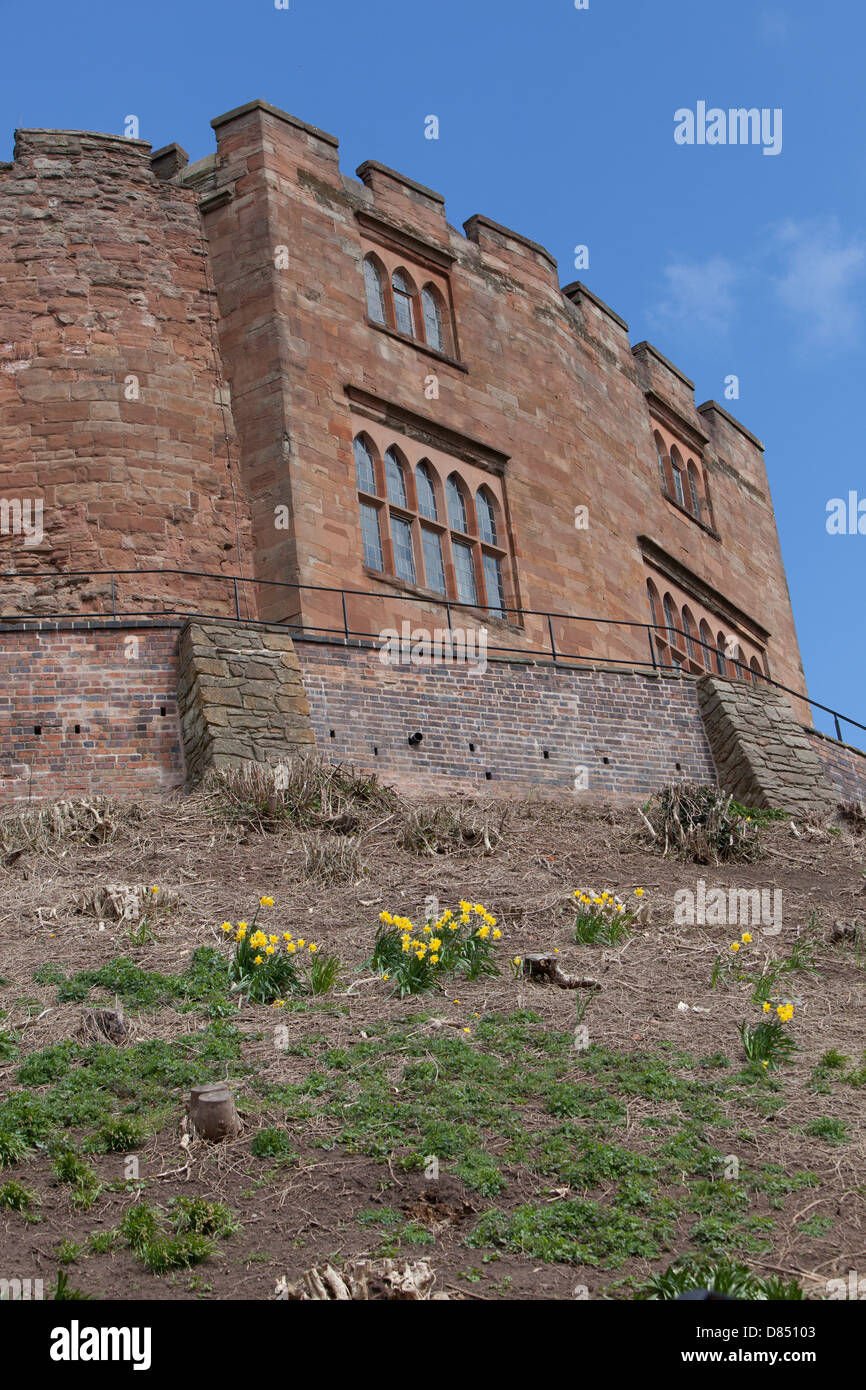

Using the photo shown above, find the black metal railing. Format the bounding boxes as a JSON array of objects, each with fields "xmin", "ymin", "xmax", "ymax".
[{"xmin": 1, "ymin": 566, "xmax": 862, "ymax": 746}]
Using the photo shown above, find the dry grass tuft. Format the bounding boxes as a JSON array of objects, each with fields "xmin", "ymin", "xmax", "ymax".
[
  {"xmin": 0, "ymin": 795, "xmax": 129, "ymax": 855},
  {"xmin": 397, "ymin": 803, "xmax": 508, "ymax": 856},
  {"xmin": 75, "ymin": 883, "xmax": 178, "ymax": 922},
  {"xmin": 838, "ymin": 800, "xmax": 866, "ymax": 835},
  {"xmin": 300, "ymin": 833, "xmax": 366, "ymax": 884},
  {"xmin": 203, "ymin": 756, "xmax": 398, "ymax": 834}
]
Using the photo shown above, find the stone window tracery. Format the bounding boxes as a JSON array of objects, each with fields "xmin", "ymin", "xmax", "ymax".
[
  {"xmin": 361, "ymin": 249, "xmax": 455, "ymax": 356},
  {"xmin": 646, "ymin": 575, "xmax": 766, "ymax": 683},
  {"xmin": 352, "ymin": 431, "xmax": 510, "ymax": 617}
]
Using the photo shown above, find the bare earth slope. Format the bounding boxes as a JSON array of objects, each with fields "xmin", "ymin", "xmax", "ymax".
[{"xmin": 0, "ymin": 775, "xmax": 863, "ymax": 1301}]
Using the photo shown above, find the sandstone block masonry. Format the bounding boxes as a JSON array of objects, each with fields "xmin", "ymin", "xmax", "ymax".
[
  {"xmin": 696, "ymin": 675, "xmax": 837, "ymax": 815},
  {"xmin": 1, "ymin": 104, "xmax": 810, "ymax": 716},
  {"xmin": 0, "ymin": 129, "xmax": 252, "ymax": 617},
  {"xmin": 177, "ymin": 620, "xmax": 315, "ymax": 785}
]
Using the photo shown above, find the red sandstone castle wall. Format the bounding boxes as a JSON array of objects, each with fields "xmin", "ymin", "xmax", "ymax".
[
  {"xmin": 0, "ymin": 129, "xmax": 254, "ymax": 620},
  {"xmin": 199, "ymin": 101, "xmax": 808, "ymax": 708},
  {"xmin": 0, "ymin": 105, "xmax": 811, "ymax": 739}
]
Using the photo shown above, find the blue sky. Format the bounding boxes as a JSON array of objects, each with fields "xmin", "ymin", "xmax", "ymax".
[{"xmin": 2, "ymin": 0, "xmax": 863, "ymax": 739}]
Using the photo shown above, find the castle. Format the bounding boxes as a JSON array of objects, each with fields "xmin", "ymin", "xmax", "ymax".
[{"xmin": 1, "ymin": 99, "xmax": 863, "ymax": 809}]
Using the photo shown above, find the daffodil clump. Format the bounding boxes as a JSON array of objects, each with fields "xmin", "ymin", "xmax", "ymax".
[
  {"xmin": 220, "ymin": 896, "xmax": 339, "ymax": 1004},
  {"xmin": 711, "ymin": 930, "xmax": 752, "ymax": 990},
  {"xmin": 573, "ymin": 888, "xmax": 644, "ymax": 945},
  {"xmin": 712, "ymin": 932, "xmax": 795, "ymax": 1006},
  {"xmin": 738, "ymin": 1000, "xmax": 798, "ymax": 1071},
  {"xmin": 369, "ymin": 901, "xmax": 503, "ymax": 997}
]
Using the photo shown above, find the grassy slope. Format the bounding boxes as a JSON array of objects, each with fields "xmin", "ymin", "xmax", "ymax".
[{"xmin": 0, "ymin": 774, "xmax": 863, "ymax": 1301}]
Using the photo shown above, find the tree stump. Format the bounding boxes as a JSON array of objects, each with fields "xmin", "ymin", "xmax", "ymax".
[
  {"xmin": 189, "ymin": 1083, "xmax": 241, "ymax": 1141},
  {"xmin": 275, "ymin": 1258, "xmax": 441, "ymax": 1300}
]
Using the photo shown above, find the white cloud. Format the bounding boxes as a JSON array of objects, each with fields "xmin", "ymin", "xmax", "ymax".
[
  {"xmin": 772, "ymin": 219, "xmax": 866, "ymax": 348},
  {"xmin": 647, "ymin": 257, "xmax": 739, "ymax": 336}
]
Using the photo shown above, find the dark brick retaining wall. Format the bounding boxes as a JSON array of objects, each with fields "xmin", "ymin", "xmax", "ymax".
[
  {"xmin": 0, "ymin": 623, "xmax": 183, "ymax": 805},
  {"xmin": 806, "ymin": 728, "xmax": 866, "ymax": 805},
  {"xmin": 2, "ymin": 624, "xmax": 864, "ymax": 809},
  {"xmin": 294, "ymin": 642, "xmax": 718, "ymax": 797}
]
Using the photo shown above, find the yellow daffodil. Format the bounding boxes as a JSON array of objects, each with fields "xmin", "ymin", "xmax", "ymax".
[
  {"xmin": 253, "ymin": 954, "xmax": 263, "ymax": 964},
  {"xmin": 493, "ymin": 929, "xmax": 502, "ymax": 939},
  {"xmin": 260, "ymin": 896, "xmax": 274, "ymax": 907},
  {"xmin": 731, "ymin": 942, "xmax": 740, "ymax": 952},
  {"xmin": 634, "ymin": 888, "xmax": 644, "ymax": 897},
  {"xmin": 742, "ymin": 933, "xmax": 752, "ymax": 944},
  {"xmin": 265, "ymin": 945, "xmax": 276, "ymax": 956},
  {"xmin": 221, "ymin": 922, "xmax": 233, "ymax": 933},
  {"xmin": 309, "ymin": 943, "xmax": 318, "ymax": 953}
]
